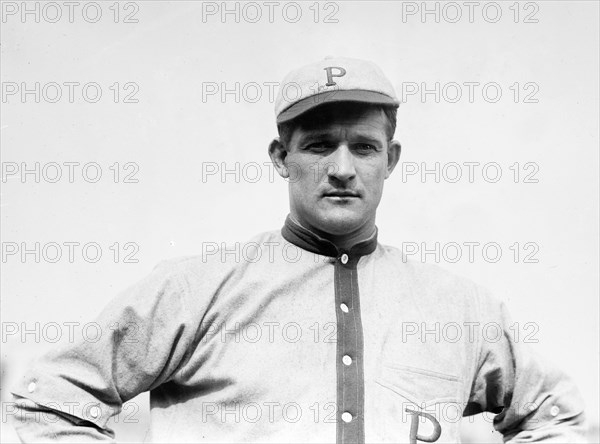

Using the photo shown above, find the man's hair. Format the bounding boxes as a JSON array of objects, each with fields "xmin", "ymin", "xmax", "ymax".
[{"xmin": 277, "ymin": 102, "xmax": 398, "ymax": 148}]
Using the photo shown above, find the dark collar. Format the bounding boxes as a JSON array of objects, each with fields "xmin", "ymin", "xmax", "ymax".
[{"xmin": 281, "ymin": 214, "xmax": 378, "ymax": 259}]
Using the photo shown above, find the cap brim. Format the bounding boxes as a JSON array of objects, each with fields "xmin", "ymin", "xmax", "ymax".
[{"xmin": 276, "ymin": 90, "xmax": 399, "ymax": 124}]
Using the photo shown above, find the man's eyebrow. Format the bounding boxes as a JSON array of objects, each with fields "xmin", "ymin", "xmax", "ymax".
[
  {"xmin": 297, "ymin": 132, "xmax": 336, "ymax": 142},
  {"xmin": 298, "ymin": 131, "xmax": 383, "ymax": 145},
  {"xmin": 350, "ymin": 135, "xmax": 383, "ymax": 145}
]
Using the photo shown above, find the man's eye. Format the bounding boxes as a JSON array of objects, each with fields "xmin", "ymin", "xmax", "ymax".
[
  {"xmin": 354, "ymin": 143, "xmax": 377, "ymax": 152},
  {"xmin": 306, "ymin": 143, "xmax": 334, "ymax": 152}
]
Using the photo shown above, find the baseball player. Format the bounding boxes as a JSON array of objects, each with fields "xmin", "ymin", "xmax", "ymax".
[{"xmin": 11, "ymin": 57, "xmax": 587, "ymax": 443}]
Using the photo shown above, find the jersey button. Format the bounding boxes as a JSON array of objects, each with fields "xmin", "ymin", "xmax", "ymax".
[
  {"xmin": 342, "ymin": 355, "xmax": 352, "ymax": 365},
  {"xmin": 341, "ymin": 412, "xmax": 353, "ymax": 423},
  {"xmin": 89, "ymin": 406, "xmax": 101, "ymax": 419},
  {"xmin": 27, "ymin": 381, "xmax": 36, "ymax": 393},
  {"xmin": 340, "ymin": 303, "xmax": 349, "ymax": 313},
  {"xmin": 340, "ymin": 254, "xmax": 349, "ymax": 264}
]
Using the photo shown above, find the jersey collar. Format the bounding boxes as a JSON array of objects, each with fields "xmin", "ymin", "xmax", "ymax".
[{"xmin": 281, "ymin": 214, "xmax": 378, "ymax": 258}]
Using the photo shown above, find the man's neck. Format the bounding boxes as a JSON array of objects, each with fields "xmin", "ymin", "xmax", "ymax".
[{"xmin": 288, "ymin": 214, "xmax": 376, "ymax": 251}]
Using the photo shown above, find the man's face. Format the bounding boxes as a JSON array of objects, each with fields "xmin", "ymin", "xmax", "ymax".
[{"xmin": 281, "ymin": 105, "xmax": 399, "ymax": 237}]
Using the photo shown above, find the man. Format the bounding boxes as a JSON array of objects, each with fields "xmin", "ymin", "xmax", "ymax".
[{"xmin": 11, "ymin": 57, "xmax": 586, "ymax": 443}]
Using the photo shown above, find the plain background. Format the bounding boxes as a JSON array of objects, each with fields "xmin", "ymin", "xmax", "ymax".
[{"xmin": 1, "ymin": 1, "xmax": 598, "ymax": 442}]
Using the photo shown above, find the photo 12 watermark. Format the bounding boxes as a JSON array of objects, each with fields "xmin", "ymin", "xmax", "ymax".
[
  {"xmin": 400, "ymin": 1, "xmax": 540, "ymax": 24},
  {"xmin": 195, "ymin": 240, "xmax": 540, "ymax": 265},
  {"xmin": 1, "ymin": 241, "xmax": 140, "ymax": 264},
  {"xmin": 2, "ymin": 162, "xmax": 140, "ymax": 184},
  {"xmin": 198, "ymin": 161, "xmax": 540, "ymax": 185},
  {"xmin": 200, "ymin": 1, "xmax": 340, "ymax": 24},
  {"xmin": 1, "ymin": 82, "xmax": 140, "ymax": 104},
  {"xmin": 199, "ymin": 80, "xmax": 539, "ymax": 105},
  {"xmin": 2, "ymin": 400, "xmax": 141, "ymax": 424},
  {"xmin": 1, "ymin": 2, "xmax": 140, "ymax": 24},
  {"xmin": 2, "ymin": 321, "xmax": 141, "ymax": 345}
]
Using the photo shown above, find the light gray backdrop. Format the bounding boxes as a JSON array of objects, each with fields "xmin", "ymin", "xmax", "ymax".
[{"xmin": 1, "ymin": 1, "xmax": 598, "ymax": 442}]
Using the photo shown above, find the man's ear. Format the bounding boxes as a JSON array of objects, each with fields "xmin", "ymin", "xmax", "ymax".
[
  {"xmin": 385, "ymin": 140, "xmax": 401, "ymax": 179},
  {"xmin": 268, "ymin": 138, "xmax": 289, "ymax": 179}
]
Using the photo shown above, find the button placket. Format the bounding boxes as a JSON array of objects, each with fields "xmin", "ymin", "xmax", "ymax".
[
  {"xmin": 334, "ymin": 255, "xmax": 365, "ymax": 443},
  {"xmin": 281, "ymin": 215, "xmax": 377, "ymax": 444}
]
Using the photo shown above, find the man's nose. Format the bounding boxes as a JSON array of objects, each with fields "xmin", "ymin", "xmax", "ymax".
[{"xmin": 327, "ymin": 144, "xmax": 356, "ymax": 183}]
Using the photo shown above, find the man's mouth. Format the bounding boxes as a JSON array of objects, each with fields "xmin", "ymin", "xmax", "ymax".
[{"xmin": 323, "ymin": 191, "xmax": 360, "ymax": 198}]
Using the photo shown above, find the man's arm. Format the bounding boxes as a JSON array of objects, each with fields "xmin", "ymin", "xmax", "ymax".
[
  {"xmin": 9, "ymin": 258, "xmax": 208, "ymax": 442},
  {"xmin": 465, "ymin": 295, "xmax": 587, "ymax": 443},
  {"xmin": 11, "ymin": 396, "xmax": 116, "ymax": 442}
]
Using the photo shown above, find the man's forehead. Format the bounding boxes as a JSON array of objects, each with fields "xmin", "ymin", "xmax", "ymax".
[
  {"xmin": 292, "ymin": 115, "xmax": 388, "ymax": 145},
  {"xmin": 299, "ymin": 122, "xmax": 385, "ymax": 137},
  {"xmin": 296, "ymin": 107, "xmax": 388, "ymax": 134}
]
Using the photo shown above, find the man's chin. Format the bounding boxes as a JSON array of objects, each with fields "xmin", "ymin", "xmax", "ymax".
[{"xmin": 310, "ymin": 209, "xmax": 366, "ymax": 236}]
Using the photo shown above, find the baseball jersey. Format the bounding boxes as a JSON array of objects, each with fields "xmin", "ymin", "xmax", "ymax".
[{"xmin": 11, "ymin": 216, "xmax": 587, "ymax": 443}]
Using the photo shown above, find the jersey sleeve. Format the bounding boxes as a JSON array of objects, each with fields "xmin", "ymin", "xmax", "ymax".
[
  {"xmin": 9, "ymin": 258, "xmax": 211, "ymax": 442},
  {"xmin": 465, "ymin": 292, "xmax": 588, "ymax": 443}
]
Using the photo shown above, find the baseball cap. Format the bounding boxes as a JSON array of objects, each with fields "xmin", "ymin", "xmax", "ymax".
[{"xmin": 275, "ymin": 56, "xmax": 399, "ymax": 124}]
